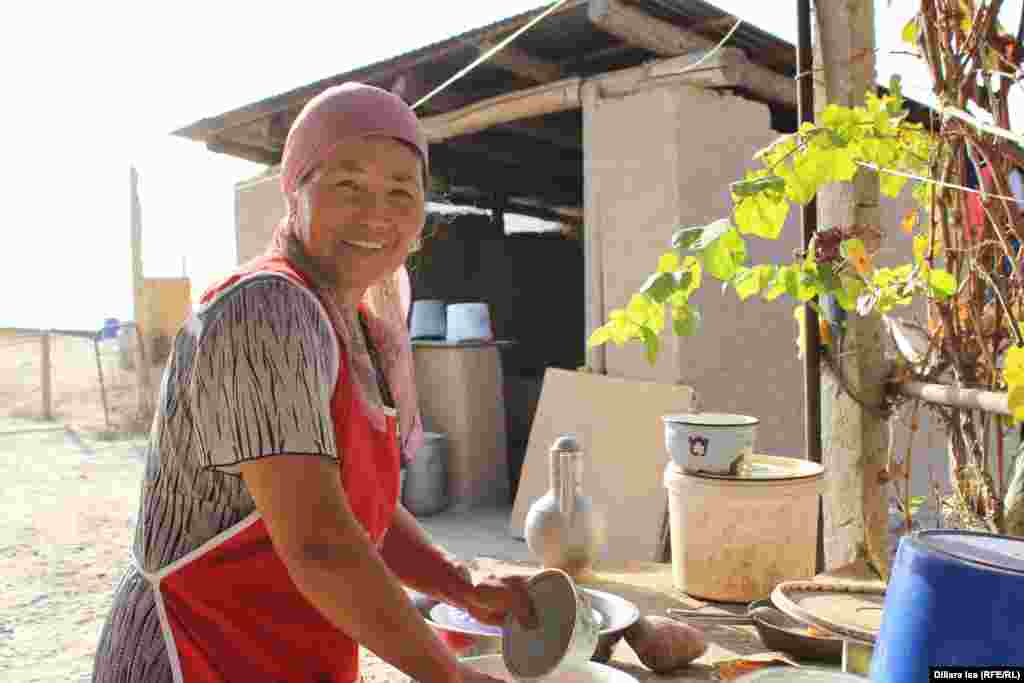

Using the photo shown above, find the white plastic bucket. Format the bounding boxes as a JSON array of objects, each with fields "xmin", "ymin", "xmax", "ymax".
[{"xmin": 663, "ymin": 460, "xmax": 823, "ymax": 603}]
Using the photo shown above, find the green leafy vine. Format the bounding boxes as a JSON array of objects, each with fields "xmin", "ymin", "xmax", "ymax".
[{"xmin": 588, "ymin": 84, "xmax": 959, "ymax": 365}]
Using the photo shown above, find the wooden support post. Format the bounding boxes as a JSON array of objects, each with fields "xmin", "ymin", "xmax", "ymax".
[
  {"xmin": 581, "ymin": 80, "xmax": 606, "ymax": 375},
  {"xmin": 130, "ymin": 167, "xmax": 155, "ymax": 422},
  {"xmin": 40, "ymin": 331, "xmax": 53, "ymax": 421},
  {"xmin": 814, "ymin": 0, "xmax": 890, "ymax": 579},
  {"xmin": 94, "ymin": 338, "xmax": 111, "ymax": 430}
]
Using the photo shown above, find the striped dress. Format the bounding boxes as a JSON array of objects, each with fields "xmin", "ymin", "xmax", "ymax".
[{"xmin": 91, "ymin": 274, "xmax": 343, "ymax": 682}]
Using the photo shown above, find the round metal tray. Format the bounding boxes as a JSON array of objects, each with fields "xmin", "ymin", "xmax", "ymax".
[{"xmin": 770, "ymin": 581, "xmax": 885, "ymax": 644}]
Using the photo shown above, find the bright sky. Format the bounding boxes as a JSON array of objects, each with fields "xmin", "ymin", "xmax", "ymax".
[{"xmin": 2, "ymin": 1, "xmax": 1021, "ymax": 330}]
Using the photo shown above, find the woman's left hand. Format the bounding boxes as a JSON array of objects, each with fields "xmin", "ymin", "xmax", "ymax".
[{"xmin": 460, "ymin": 573, "xmax": 538, "ymax": 629}]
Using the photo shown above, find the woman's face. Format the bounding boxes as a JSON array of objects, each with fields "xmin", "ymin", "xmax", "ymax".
[{"xmin": 301, "ymin": 135, "xmax": 425, "ymax": 296}]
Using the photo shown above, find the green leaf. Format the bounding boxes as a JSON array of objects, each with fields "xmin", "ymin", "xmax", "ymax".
[
  {"xmin": 780, "ymin": 264, "xmax": 802, "ymax": 300},
  {"xmin": 880, "ymin": 170, "xmax": 910, "ymax": 198},
  {"xmin": 913, "ymin": 234, "xmax": 929, "ymax": 265},
  {"xmin": 754, "ymin": 135, "xmax": 798, "ymax": 168},
  {"xmin": 734, "ymin": 193, "xmax": 790, "ymax": 239},
  {"xmin": 640, "ymin": 326, "xmax": 660, "ymax": 364},
  {"xmin": 671, "ymin": 227, "xmax": 704, "ymax": 251},
  {"xmin": 673, "ymin": 271, "xmax": 693, "ymax": 295},
  {"xmin": 733, "ymin": 264, "xmax": 777, "ymax": 301},
  {"xmin": 730, "ymin": 175, "xmax": 786, "ymax": 197},
  {"xmin": 901, "ymin": 16, "xmax": 919, "ymax": 45},
  {"xmin": 657, "ymin": 251, "xmax": 680, "ymax": 273},
  {"xmin": 587, "ymin": 325, "xmax": 612, "ymax": 348},
  {"xmin": 778, "ymin": 157, "xmax": 819, "ymax": 205},
  {"xmin": 912, "ymin": 179, "xmax": 936, "ymax": 210},
  {"xmin": 928, "ymin": 268, "xmax": 958, "ymax": 299},
  {"xmin": 834, "ymin": 277, "xmax": 865, "ymax": 311},
  {"xmin": 817, "ymin": 263, "xmax": 838, "ymax": 292},
  {"xmin": 732, "ymin": 267, "xmax": 758, "ymax": 301},
  {"xmin": 795, "ymin": 271, "xmax": 820, "ymax": 302},
  {"xmin": 627, "ymin": 294, "xmax": 652, "ymax": 324},
  {"xmin": 702, "ymin": 227, "xmax": 748, "ymax": 281},
  {"xmin": 873, "ymin": 267, "xmax": 899, "ymax": 288},
  {"xmin": 1005, "ymin": 346, "xmax": 1024, "ymax": 388},
  {"xmin": 763, "ymin": 271, "xmax": 787, "ymax": 301},
  {"xmin": 828, "ymin": 147, "xmax": 859, "ymax": 183},
  {"xmin": 672, "ymin": 305, "xmax": 702, "ymax": 336},
  {"xmin": 887, "ymin": 75, "xmax": 905, "ymax": 113},
  {"xmin": 641, "ymin": 271, "xmax": 677, "ymax": 304},
  {"xmin": 683, "ymin": 256, "xmax": 703, "ymax": 294},
  {"xmin": 694, "ymin": 218, "xmax": 735, "ymax": 249}
]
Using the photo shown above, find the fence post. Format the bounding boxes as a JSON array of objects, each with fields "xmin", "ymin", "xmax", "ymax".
[
  {"xmin": 94, "ymin": 337, "xmax": 112, "ymax": 430},
  {"xmin": 40, "ymin": 331, "xmax": 53, "ymax": 420}
]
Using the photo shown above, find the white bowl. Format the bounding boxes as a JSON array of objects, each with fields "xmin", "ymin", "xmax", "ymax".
[
  {"xmin": 461, "ymin": 654, "xmax": 638, "ymax": 683},
  {"xmin": 502, "ymin": 569, "xmax": 600, "ymax": 681},
  {"xmin": 662, "ymin": 413, "xmax": 758, "ymax": 475}
]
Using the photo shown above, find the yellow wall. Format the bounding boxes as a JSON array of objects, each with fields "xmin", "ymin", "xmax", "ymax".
[{"xmin": 140, "ymin": 277, "xmax": 192, "ymax": 361}]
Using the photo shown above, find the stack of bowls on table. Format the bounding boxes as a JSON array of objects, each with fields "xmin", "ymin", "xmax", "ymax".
[
  {"xmin": 661, "ymin": 413, "xmax": 824, "ymax": 603},
  {"xmin": 461, "ymin": 569, "xmax": 640, "ymax": 683},
  {"xmin": 415, "ymin": 569, "xmax": 641, "ymax": 666}
]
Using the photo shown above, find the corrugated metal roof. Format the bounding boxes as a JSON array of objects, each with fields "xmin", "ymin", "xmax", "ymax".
[
  {"xmin": 170, "ymin": 0, "xmax": 811, "ymax": 214},
  {"xmin": 174, "ymin": 0, "xmax": 795, "ymax": 144}
]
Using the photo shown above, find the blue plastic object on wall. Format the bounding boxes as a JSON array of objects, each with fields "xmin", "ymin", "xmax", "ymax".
[
  {"xmin": 98, "ymin": 318, "xmax": 121, "ymax": 340},
  {"xmin": 871, "ymin": 530, "xmax": 1024, "ymax": 682}
]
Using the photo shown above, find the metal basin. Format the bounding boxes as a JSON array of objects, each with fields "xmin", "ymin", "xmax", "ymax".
[{"xmin": 412, "ymin": 587, "xmax": 640, "ymax": 662}]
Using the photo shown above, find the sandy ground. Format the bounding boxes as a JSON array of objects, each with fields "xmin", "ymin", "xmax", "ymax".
[{"xmin": 0, "ymin": 330, "xmax": 407, "ymax": 682}]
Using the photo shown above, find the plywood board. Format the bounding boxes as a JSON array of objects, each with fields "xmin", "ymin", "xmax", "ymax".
[{"xmin": 509, "ymin": 368, "xmax": 697, "ymax": 563}]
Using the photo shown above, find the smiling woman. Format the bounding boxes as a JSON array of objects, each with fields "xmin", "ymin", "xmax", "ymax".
[
  {"xmin": 293, "ymin": 137, "xmax": 427, "ymax": 302},
  {"xmin": 91, "ymin": 83, "xmax": 536, "ymax": 683}
]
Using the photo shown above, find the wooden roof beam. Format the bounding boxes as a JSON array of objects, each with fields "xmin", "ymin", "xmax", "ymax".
[
  {"xmin": 477, "ymin": 39, "xmax": 565, "ymax": 83},
  {"xmin": 585, "ymin": 0, "xmax": 795, "ymax": 109},
  {"xmin": 588, "ymin": 0, "xmax": 716, "ymax": 55},
  {"xmin": 686, "ymin": 15, "xmax": 742, "ymax": 37}
]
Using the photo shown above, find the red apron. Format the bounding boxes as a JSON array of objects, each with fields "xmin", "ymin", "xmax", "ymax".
[{"xmin": 136, "ymin": 256, "xmax": 401, "ymax": 683}]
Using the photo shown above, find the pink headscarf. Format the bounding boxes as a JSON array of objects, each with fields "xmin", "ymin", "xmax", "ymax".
[{"xmin": 265, "ymin": 82, "xmax": 426, "ymax": 463}]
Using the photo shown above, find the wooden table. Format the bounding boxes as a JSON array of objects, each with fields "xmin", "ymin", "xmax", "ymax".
[
  {"xmin": 461, "ymin": 558, "xmax": 884, "ymax": 681},
  {"xmin": 467, "ymin": 558, "xmax": 781, "ymax": 682}
]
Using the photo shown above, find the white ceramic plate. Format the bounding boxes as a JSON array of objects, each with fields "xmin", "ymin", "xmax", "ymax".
[
  {"xmin": 430, "ymin": 602, "xmax": 605, "ymax": 639},
  {"xmin": 429, "ymin": 603, "xmax": 504, "ymax": 637},
  {"xmin": 461, "ymin": 654, "xmax": 638, "ymax": 683},
  {"xmin": 690, "ymin": 453, "xmax": 825, "ymax": 481},
  {"xmin": 731, "ymin": 667, "xmax": 866, "ymax": 683}
]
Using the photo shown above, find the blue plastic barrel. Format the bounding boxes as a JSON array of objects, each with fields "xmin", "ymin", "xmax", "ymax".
[{"xmin": 871, "ymin": 530, "xmax": 1024, "ymax": 681}]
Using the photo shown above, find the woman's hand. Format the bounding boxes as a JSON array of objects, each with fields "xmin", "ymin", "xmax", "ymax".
[{"xmin": 459, "ymin": 573, "xmax": 538, "ymax": 629}]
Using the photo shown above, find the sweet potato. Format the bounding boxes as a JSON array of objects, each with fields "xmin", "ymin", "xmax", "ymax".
[{"xmin": 624, "ymin": 615, "xmax": 708, "ymax": 673}]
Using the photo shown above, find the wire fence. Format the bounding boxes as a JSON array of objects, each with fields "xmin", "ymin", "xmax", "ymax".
[{"xmin": 0, "ymin": 326, "xmax": 158, "ymax": 435}]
